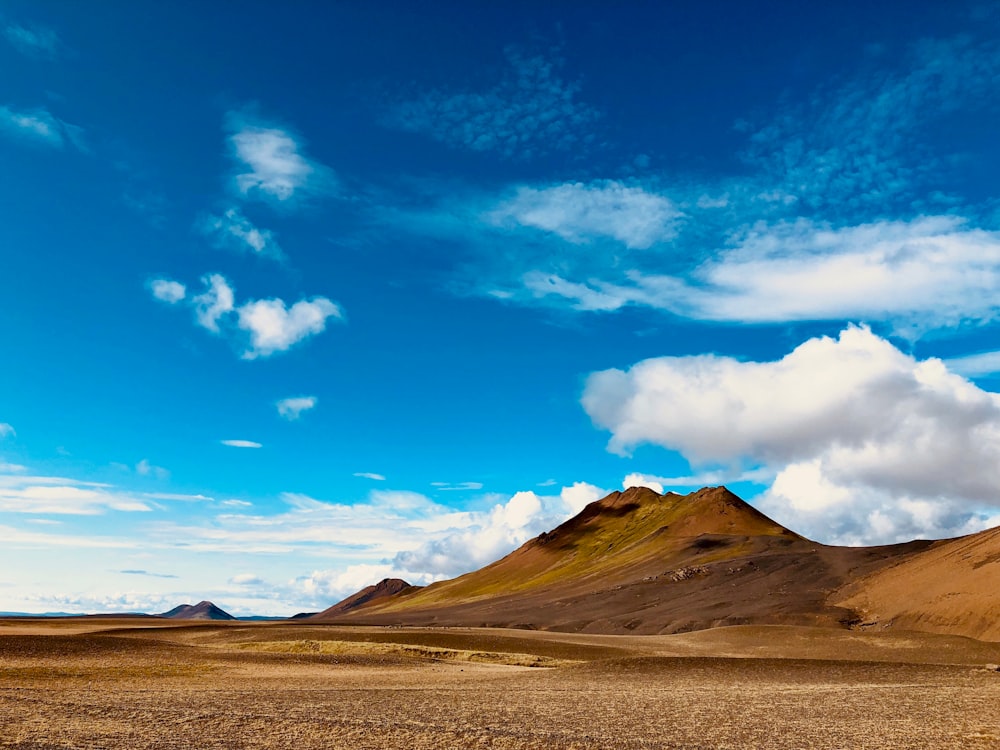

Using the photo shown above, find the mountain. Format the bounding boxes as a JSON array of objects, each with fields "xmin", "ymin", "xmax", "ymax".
[
  {"xmin": 306, "ymin": 578, "xmax": 419, "ymax": 621},
  {"xmin": 316, "ymin": 486, "xmax": 932, "ymax": 634},
  {"xmin": 160, "ymin": 600, "xmax": 236, "ymax": 621},
  {"xmin": 834, "ymin": 525, "xmax": 1000, "ymax": 641}
]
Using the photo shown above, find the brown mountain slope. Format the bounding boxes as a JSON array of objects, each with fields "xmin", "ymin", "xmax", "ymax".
[
  {"xmin": 306, "ymin": 578, "xmax": 419, "ymax": 620},
  {"xmin": 326, "ymin": 486, "xmax": 930, "ymax": 634},
  {"xmin": 833, "ymin": 525, "xmax": 1000, "ymax": 641}
]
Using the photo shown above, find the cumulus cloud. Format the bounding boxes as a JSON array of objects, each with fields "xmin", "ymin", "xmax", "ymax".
[
  {"xmin": 584, "ymin": 325, "xmax": 1000, "ymax": 544},
  {"xmin": 156, "ymin": 274, "xmax": 342, "ymax": 358},
  {"xmin": 220, "ymin": 440, "xmax": 262, "ymax": 449},
  {"xmin": 489, "ymin": 181, "xmax": 682, "ymax": 250},
  {"xmin": 276, "ymin": 396, "xmax": 317, "ymax": 420},
  {"xmin": 4, "ymin": 23, "xmax": 59, "ymax": 59},
  {"xmin": 393, "ymin": 482, "xmax": 607, "ymax": 577},
  {"xmin": 226, "ymin": 111, "xmax": 334, "ymax": 204},
  {"xmin": 149, "ymin": 279, "xmax": 186, "ymax": 304},
  {"xmin": 388, "ymin": 45, "xmax": 600, "ymax": 159},
  {"xmin": 237, "ymin": 296, "xmax": 342, "ymax": 359},
  {"xmin": 200, "ymin": 207, "xmax": 283, "ymax": 260}
]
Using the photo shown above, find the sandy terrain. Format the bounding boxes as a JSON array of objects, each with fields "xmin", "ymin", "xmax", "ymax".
[{"xmin": 2, "ymin": 619, "xmax": 1000, "ymax": 749}]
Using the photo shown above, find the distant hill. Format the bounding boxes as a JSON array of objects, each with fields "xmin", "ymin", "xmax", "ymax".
[
  {"xmin": 160, "ymin": 600, "xmax": 235, "ymax": 621},
  {"xmin": 307, "ymin": 578, "xmax": 419, "ymax": 621},
  {"xmin": 321, "ymin": 486, "xmax": 935, "ymax": 635}
]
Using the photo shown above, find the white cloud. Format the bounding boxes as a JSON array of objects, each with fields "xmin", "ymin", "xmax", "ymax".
[
  {"xmin": 0, "ymin": 475, "xmax": 153, "ymax": 515},
  {"xmin": 430, "ymin": 481, "xmax": 484, "ymax": 491},
  {"xmin": 490, "ymin": 181, "xmax": 681, "ymax": 250},
  {"xmin": 226, "ymin": 111, "xmax": 333, "ymax": 203},
  {"xmin": 192, "ymin": 273, "xmax": 235, "ymax": 332},
  {"xmin": 220, "ymin": 440, "xmax": 262, "ymax": 449},
  {"xmin": 142, "ymin": 492, "xmax": 213, "ymax": 502},
  {"xmin": 4, "ymin": 23, "xmax": 59, "ymax": 59},
  {"xmin": 149, "ymin": 279, "xmax": 186, "ymax": 304},
  {"xmin": 583, "ymin": 325, "xmax": 1000, "ymax": 544},
  {"xmin": 392, "ymin": 483, "xmax": 607, "ymax": 577},
  {"xmin": 559, "ymin": 481, "xmax": 606, "ymax": 514},
  {"xmin": 528, "ymin": 216, "xmax": 1000, "ymax": 335},
  {"xmin": 200, "ymin": 207, "xmax": 283, "ymax": 260},
  {"xmin": 0, "ymin": 423, "xmax": 14, "ymax": 438},
  {"xmin": 276, "ymin": 396, "xmax": 317, "ymax": 420},
  {"xmin": 353, "ymin": 472, "xmax": 386, "ymax": 481},
  {"xmin": 175, "ymin": 274, "xmax": 342, "ymax": 358},
  {"xmin": 237, "ymin": 296, "xmax": 342, "ymax": 359},
  {"xmin": 946, "ymin": 350, "xmax": 1000, "ymax": 378},
  {"xmin": 623, "ymin": 473, "xmax": 664, "ymax": 494}
]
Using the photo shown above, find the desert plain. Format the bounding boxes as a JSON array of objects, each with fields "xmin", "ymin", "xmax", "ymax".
[{"xmin": 2, "ymin": 618, "xmax": 1000, "ymax": 749}]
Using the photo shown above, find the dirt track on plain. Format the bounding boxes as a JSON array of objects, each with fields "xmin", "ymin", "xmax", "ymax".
[{"xmin": 2, "ymin": 620, "xmax": 999, "ymax": 749}]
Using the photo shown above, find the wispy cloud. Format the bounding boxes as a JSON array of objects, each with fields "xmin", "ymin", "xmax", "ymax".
[
  {"xmin": 120, "ymin": 569, "xmax": 178, "ymax": 579},
  {"xmin": 220, "ymin": 440, "xmax": 262, "ymax": 449},
  {"xmin": 0, "ymin": 474, "xmax": 153, "ymax": 515},
  {"xmin": 199, "ymin": 207, "xmax": 284, "ymax": 260},
  {"xmin": 353, "ymin": 472, "xmax": 386, "ymax": 481},
  {"xmin": 430, "ymin": 481, "xmax": 484, "ymax": 491},
  {"xmin": 387, "ymin": 45, "xmax": 600, "ymax": 160},
  {"xmin": 0, "ymin": 105, "xmax": 81, "ymax": 149},
  {"xmin": 523, "ymin": 216, "xmax": 1000, "ymax": 336},
  {"xmin": 192, "ymin": 273, "xmax": 235, "ymax": 332},
  {"xmin": 488, "ymin": 181, "xmax": 682, "ymax": 249},
  {"xmin": 741, "ymin": 35, "xmax": 1000, "ymax": 214},
  {"xmin": 4, "ymin": 23, "xmax": 59, "ymax": 60},
  {"xmin": 226, "ymin": 110, "xmax": 334, "ymax": 204},
  {"xmin": 0, "ymin": 423, "xmax": 14, "ymax": 439},
  {"xmin": 945, "ymin": 350, "xmax": 1000, "ymax": 378},
  {"xmin": 584, "ymin": 325, "xmax": 1000, "ymax": 545},
  {"xmin": 135, "ymin": 459, "xmax": 169, "ymax": 480},
  {"xmin": 276, "ymin": 396, "xmax": 316, "ymax": 420}
]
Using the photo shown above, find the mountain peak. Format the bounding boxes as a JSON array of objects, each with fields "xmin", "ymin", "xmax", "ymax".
[
  {"xmin": 307, "ymin": 578, "xmax": 418, "ymax": 621},
  {"xmin": 160, "ymin": 600, "xmax": 235, "ymax": 621}
]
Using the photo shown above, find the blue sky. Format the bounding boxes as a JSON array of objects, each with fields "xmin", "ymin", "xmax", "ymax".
[{"xmin": 3, "ymin": 2, "xmax": 1000, "ymax": 615}]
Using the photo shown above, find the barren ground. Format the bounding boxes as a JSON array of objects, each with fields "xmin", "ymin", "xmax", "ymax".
[{"xmin": 2, "ymin": 619, "xmax": 999, "ymax": 749}]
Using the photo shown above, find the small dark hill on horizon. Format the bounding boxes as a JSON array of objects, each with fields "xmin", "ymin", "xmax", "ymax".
[
  {"xmin": 305, "ymin": 578, "xmax": 419, "ymax": 621},
  {"xmin": 317, "ymin": 486, "xmax": 937, "ymax": 635},
  {"xmin": 160, "ymin": 601, "xmax": 235, "ymax": 621}
]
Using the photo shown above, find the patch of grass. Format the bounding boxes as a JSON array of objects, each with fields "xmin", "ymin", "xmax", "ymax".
[{"xmin": 239, "ymin": 639, "xmax": 575, "ymax": 667}]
